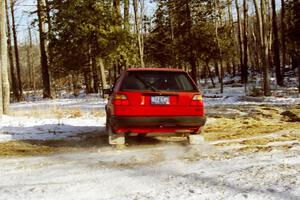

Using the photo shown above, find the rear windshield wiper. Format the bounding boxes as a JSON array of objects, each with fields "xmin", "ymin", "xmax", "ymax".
[{"xmin": 134, "ymin": 75, "xmax": 158, "ymax": 92}]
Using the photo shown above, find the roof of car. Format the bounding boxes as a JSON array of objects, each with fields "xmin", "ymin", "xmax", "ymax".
[{"xmin": 127, "ymin": 68, "xmax": 186, "ymax": 72}]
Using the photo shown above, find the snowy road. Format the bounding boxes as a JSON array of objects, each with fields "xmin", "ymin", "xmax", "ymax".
[{"xmin": 0, "ymin": 142, "xmax": 300, "ymax": 200}]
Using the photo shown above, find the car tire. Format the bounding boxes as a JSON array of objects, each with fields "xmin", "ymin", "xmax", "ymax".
[{"xmin": 107, "ymin": 123, "xmax": 125, "ymax": 146}]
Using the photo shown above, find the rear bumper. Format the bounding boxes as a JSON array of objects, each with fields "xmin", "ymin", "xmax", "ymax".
[{"xmin": 110, "ymin": 116, "xmax": 206, "ymax": 133}]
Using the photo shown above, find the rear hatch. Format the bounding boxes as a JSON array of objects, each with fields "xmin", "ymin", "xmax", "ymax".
[{"xmin": 113, "ymin": 70, "xmax": 204, "ymax": 116}]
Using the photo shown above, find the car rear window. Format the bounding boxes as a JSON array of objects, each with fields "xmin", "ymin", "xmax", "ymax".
[{"xmin": 120, "ymin": 71, "xmax": 198, "ymax": 92}]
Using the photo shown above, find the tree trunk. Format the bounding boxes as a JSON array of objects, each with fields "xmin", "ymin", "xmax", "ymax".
[
  {"xmin": 10, "ymin": 0, "xmax": 22, "ymax": 98},
  {"xmin": 71, "ymin": 74, "xmax": 79, "ymax": 97},
  {"xmin": 281, "ymin": 0, "xmax": 286, "ymax": 75},
  {"xmin": 92, "ymin": 55, "xmax": 99, "ymax": 93},
  {"xmin": 28, "ymin": 27, "xmax": 36, "ymax": 93},
  {"xmin": 5, "ymin": 0, "xmax": 19, "ymax": 101},
  {"xmin": 214, "ymin": 61, "xmax": 220, "ymax": 81},
  {"xmin": 0, "ymin": 59, "xmax": 2, "ymax": 115},
  {"xmin": 235, "ymin": 0, "xmax": 244, "ymax": 80},
  {"xmin": 298, "ymin": 55, "xmax": 300, "ymax": 93},
  {"xmin": 133, "ymin": 0, "xmax": 145, "ymax": 67},
  {"xmin": 98, "ymin": 58, "xmax": 107, "ymax": 98},
  {"xmin": 271, "ymin": 0, "xmax": 283, "ymax": 86},
  {"xmin": 89, "ymin": 64, "xmax": 95, "ymax": 93},
  {"xmin": 45, "ymin": 0, "xmax": 52, "ymax": 33},
  {"xmin": 113, "ymin": 0, "xmax": 121, "ymax": 25},
  {"xmin": 1, "ymin": 0, "xmax": 10, "ymax": 114},
  {"xmin": 124, "ymin": 0, "xmax": 129, "ymax": 30},
  {"xmin": 37, "ymin": 0, "xmax": 52, "ymax": 98},
  {"xmin": 207, "ymin": 63, "xmax": 215, "ymax": 88},
  {"xmin": 167, "ymin": 1, "xmax": 177, "ymax": 66},
  {"xmin": 267, "ymin": 0, "xmax": 273, "ymax": 70},
  {"xmin": 214, "ymin": 0, "xmax": 224, "ymax": 93},
  {"xmin": 45, "ymin": 0, "xmax": 54, "ymax": 72},
  {"xmin": 83, "ymin": 71, "xmax": 91, "ymax": 94},
  {"xmin": 184, "ymin": 2, "xmax": 197, "ymax": 82},
  {"xmin": 242, "ymin": 0, "xmax": 248, "ymax": 84},
  {"xmin": 253, "ymin": 0, "xmax": 271, "ymax": 95},
  {"xmin": 227, "ymin": 0, "xmax": 237, "ymax": 77},
  {"xmin": 232, "ymin": 61, "xmax": 236, "ymax": 76},
  {"xmin": 261, "ymin": 0, "xmax": 271, "ymax": 95}
]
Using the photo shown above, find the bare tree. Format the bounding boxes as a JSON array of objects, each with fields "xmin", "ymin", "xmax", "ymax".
[
  {"xmin": 214, "ymin": 0, "xmax": 224, "ymax": 93},
  {"xmin": 1, "ymin": 0, "xmax": 10, "ymax": 114},
  {"xmin": 242, "ymin": 0, "xmax": 248, "ymax": 84},
  {"xmin": 227, "ymin": 0, "xmax": 237, "ymax": 76},
  {"xmin": 133, "ymin": 0, "xmax": 145, "ymax": 67},
  {"xmin": 235, "ymin": 0, "xmax": 243, "ymax": 79},
  {"xmin": 5, "ymin": 0, "xmax": 19, "ymax": 101},
  {"xmin": 271, "ymin": 0, "xmax": 283, "ymax": 86},
  {"xmin": 0, "ymin": 7, "xmax": 3, "ymax": 115},
  {"xmin": 10, "ymin": 0, "xmax": 22, "ymax": 98},
  {"xmin": 167, "ymin": 1, "xmax": 177, "ymax": 66},
  {"xmin": 281, "ymin": 0, "xmax": 286, "ymax": 73},
  {"xmin": 28, "ymin": 27, "xmax": 36, "ymax": 92},
  {"xmin": 45, "ymin": 0, "xmax": 54, "ymax": 73},
  {"xmin": 0, "ymin": 68, "xmax": 2, "ymax": 115},
  {"xmin": 261, "ymin": 0, "xmax": 271, "ymax": 95},
  {"xmin": 37, "ymin": 0, "xmax": 51, "ymax": 98},
  {"xmin": 253, "ymin": 0, "xmax": 271, "ymax": 95}
]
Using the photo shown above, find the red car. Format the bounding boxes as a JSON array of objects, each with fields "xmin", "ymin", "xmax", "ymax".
[{"xmin": 105, "ymin": 68, "xmax": 206, "ymax": 145}]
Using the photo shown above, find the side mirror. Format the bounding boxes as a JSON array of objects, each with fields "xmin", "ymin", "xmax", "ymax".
[{"xmin": 103, "ymin": 88, "xmax": 112, "ymax": 95}]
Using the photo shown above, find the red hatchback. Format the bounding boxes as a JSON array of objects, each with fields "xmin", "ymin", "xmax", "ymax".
[{"xmin": 105, "ymin": 68, "xmax": 206, "ymax": 145}]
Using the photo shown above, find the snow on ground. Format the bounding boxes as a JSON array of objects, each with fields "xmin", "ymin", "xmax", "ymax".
[
  {"xmin": 203, "ymin": 86, "xmax": 300, "ymax": 106},
  {"xmin": 11, "ymin": 94, "xmax": 107, "ymax": 110},
  {"xmin": 0, "ymin": 142, "xmax": 299, "ymax": 200},
  {"xmin": 1, "ymin": 95, "xmax": 107, "ymax": 142},
  {"xmin": 0, "ymin": 115, "xmax": 105, "ymax": 142}
]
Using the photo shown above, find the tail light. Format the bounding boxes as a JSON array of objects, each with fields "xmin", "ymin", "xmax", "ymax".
[
  {"xmin": 190, "ymin": 94, "xmax": 203, "ymax": 106},
  {"xmin": 113, "ymin": 94, "xmax": 129, "ymax": 106}
]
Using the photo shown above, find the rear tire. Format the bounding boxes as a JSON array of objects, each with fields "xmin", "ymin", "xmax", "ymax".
[{"xmin": 107, "ymin": 124, "xmax": 125, "ymax": 146}]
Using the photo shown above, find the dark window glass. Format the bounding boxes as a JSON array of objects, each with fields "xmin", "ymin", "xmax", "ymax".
[{"xmin": 121, "ymin": 71, "xmax": 197, "ymax": 92}]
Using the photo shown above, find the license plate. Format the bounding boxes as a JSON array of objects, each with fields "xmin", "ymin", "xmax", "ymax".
[{"xmin": 151, "ymin": 96, "xmax": 170, "ymax": 105}]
